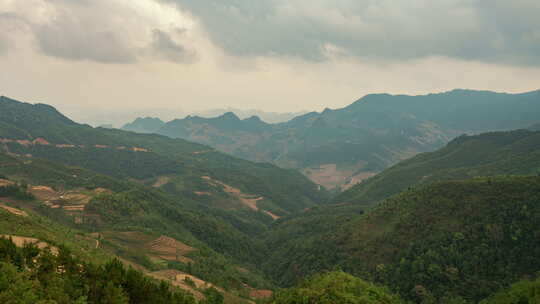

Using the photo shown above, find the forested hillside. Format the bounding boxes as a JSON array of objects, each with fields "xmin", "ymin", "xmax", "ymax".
[
  {"xmin": 0, "ymin": 153, "xmax": 273, "ymax": 302},
  {"xmin": 0, "ymin": 237, "xmax": 197, "ymax": 303},
  {"xmin": 2, "ymin": 95, "xmax": 540, "ymax": 303},
  {"xmin": 0, "ymin": 96, "xmax": 327, "ymax": 225},
  {"xmin": 336, "ymin": 129, "xmax": 540, "ymax": 207},
  {"xmin": 265, "ymin": 176, "xmax": 540, "ymax": 303},
  {"xmin": 124, "ymin": 89, "xmax": 540, "ymax": 189}
]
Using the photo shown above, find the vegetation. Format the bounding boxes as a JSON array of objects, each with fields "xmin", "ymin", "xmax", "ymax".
[
  {"xmin": 0, "ymin": 96, "xmax": 327, "ymax": 220},
  {"xmin": 0, "ymin": 183, "xmax": 34, "ymax": 201},
  {"xmin": 130, "ymin": 89, "xmax": 540, "ymax": 188},
  {"xmin": 270, "ymin": 271, "xmax": 404, "ymax": 304},
  {"xmin": 2, "ymin": 95, "xmax": 540, "ymax": 303},
  {"xmin": 265, "ymin": 176, "xmax": 540, "ymax": 302},
  {"xmin": 479, "ymin": 276, "xmax": 540, "ymax": 304},
  {"xmin": 336, "ymin": 129, "xmax": 540, "ymax": 207},
  {"xmin": 0, "ymin": 237, "xmax": 196, "ymax": 303}
]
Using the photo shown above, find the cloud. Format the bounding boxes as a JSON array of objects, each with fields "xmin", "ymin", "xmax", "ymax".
[
  {"xmin": 162, "ymin": 0, "xmax": 540, "ymax": 66},
  {"xmin": 0, "ymin": 0, "xmax": 198, "ymax": 63},
  {"xmin": 152, "ymin": 29, "xmax": 197, "ymax": 63}
]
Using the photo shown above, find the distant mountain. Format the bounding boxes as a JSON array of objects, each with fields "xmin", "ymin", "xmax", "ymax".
[
  {"xmin": 335, "ymin": 129, "xmax": 540, "ymax": 207},
  {"xmin": 130, "ymin": 89, "xmax": 540, "ymax": 189},
  {"xmin": 191, "ymin": 108, "xmax": 308, "ymax": 124},
  {"xmin": 121, "ymin": 117, "xmax": 165, "ymax": 133}
]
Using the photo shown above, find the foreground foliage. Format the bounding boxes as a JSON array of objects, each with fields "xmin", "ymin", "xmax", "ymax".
[
  {"xmin": 0, "ymin": 237, "xmax": 196, "ymax": 304},
  {"xmin": 265, "ymin": 176, "xmax": 540, "ymax": 303},
  {"xmin": 270, "ymin": 271, "xmax": 404, "ymax": 304},
  {"xmin": 479, "ymin": 276, "xmax": 540, "ymax": 304}
]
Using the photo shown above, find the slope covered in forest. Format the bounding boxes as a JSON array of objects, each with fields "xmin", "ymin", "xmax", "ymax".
[
  {"xmin": 264, "ymin": 176, "xmax": 540, "ymax": 302},
  {"xmin": 0, "ymin": 96, "xmax": 327, "ymax": 227},
  {"xmin": 335, "ymin": 129, "xmax": 540, "ymax": 207}
]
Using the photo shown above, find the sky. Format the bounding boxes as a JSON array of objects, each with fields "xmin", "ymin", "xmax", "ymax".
[{"xmin": 1, "ymin": 0, "xmax": 540, "ymax": 125}]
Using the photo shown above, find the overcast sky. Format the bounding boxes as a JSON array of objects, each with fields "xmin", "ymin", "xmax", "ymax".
[{"xmin": 1, "ymin": 0, "xmax": 540, "ymax": 124}]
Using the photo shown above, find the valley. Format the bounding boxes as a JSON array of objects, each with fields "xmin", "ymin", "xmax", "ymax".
[{"xmin": 0, "ymin": 94, "xmax": 539, "ymax": 303}]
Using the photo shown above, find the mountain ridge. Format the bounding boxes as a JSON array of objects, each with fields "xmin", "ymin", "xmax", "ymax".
[{"xmin": 123, "ymin": 89, "xmax": 540, "ymax": 189}]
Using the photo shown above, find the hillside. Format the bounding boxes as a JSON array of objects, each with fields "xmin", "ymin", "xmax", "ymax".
[
  {"xmin": 124, "ymin": 89, "xmax": 540, "ymax": 189},
  {"xmin": 0, "ymin": 96, "xmax": 327, "ymax": 226},
  {"xmin": 264, "ymin": 176, "xmax": 540, "ymax": 302},
  {"xmin": 335, "ymin": 129, "xmax": 540, "ymax": 207},
  {"xmin": 0, "ymin": 153, "xmax": 274, "ymax": 302}
]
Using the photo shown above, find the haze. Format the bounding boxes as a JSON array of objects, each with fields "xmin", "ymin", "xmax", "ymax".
[{"xmin": 1, "ymin": 0, "xmax": 540, "ymax": 125}]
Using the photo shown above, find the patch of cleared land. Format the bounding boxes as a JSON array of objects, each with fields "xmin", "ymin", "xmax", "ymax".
[
  {"xmin": 146, "ymin": 235, "xmax": 195, "ymax": 264},
  {"xmin": 0, "ymin": 235, "xmax": 58, "ymax": 255},
  {"xmin": 152, "ymin": 176, "xmax": 171, "ymax": 188},
  {"xmin": 202, "ymin": 176, "xmax": 280, "ymax": 220},
  {"xmin": 342, "ymin": 172, "xmax": 377, "ymax": 190},
  {"xmin": 0, "ymin": 202, "xmax": 28, "ymax": 217},
  {"xmin": 303, "ymin": 163, "xmax": 376, "ymax": 190},
  {"xmin": 29, "ymin": 185, "xmax": 109, "ymax": 215},
  {"xmin": 0, "ymin": 178, "xmax": 15, "ymax": 187},
  {"xmin": 100, "ymin": 231, "xmax": 196, "ymax": 264}
]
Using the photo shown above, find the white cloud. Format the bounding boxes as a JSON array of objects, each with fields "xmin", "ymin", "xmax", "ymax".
[{"xmin": 0, "ymin": 0, "xmax": 198, "ymax": 63}]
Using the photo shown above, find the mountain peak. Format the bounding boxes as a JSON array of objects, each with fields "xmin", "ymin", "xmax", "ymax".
[{"xmin": 220, "ymin": 112, "xmax": 240, "ymax": 120}]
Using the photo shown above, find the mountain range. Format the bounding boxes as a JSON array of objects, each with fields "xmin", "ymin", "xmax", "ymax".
[
  {"xmin": 123, "ymin": 89, "xmax": 540, "ymax": 190},
  {"xmin": 0, "ymin": 92, "xmax": 539, "ymax": 303}
]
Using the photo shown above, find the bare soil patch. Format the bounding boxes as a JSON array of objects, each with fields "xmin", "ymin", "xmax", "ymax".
[
  {"xmin": 249, "ymin": 289, "xmax": 273, "ymax": 299},
  {"xmin": 1, "ymin": 235, "xmax": 58, "ymax": 255},
  {"xmin": 152, "ymin": 176, "xmax": 171, "ymax": 188},
  {"xmin": 146, "ymin": 235, "xmax": 195, "ymax": 264},
  {"xmin": 29, "ymin": 185, "xmax": 57, "ymax": 201},
  {"xmin": 194, "ymin": 191, "xmax": 212, "ymax": 196},
  {"xmin": 303, "ymin": 163, "xmax": 376, "ymax": 190},
  {"xmin": 0, "ymin": 179, "xmax": 14, "ymax": 187},
  {"xmin": 201, "ymin": 176, "xmax": 280, "ymax": 219},
  {"xmin": 0, "ymin": 202, "xmax": 28, "ymax": 217},
  {"xmin": 342, "ymin": 172, "xmax": 377, "ymax": 190}
]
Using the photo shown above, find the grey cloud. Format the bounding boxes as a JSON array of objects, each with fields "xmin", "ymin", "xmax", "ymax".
[
  {"xmin": 163, "ymin": 0, "xmax": 540, "ymax": 65},
  {"xmin": 36, "ymin": 21, "xmax": 137, "ymax": 64},
  {"xmin": 152, "ymin": 29, "xmax": 197, "ymax": 63},
  {"xmin": 0, "ymin": 12, "xmax": 25, "ymax": 54}
]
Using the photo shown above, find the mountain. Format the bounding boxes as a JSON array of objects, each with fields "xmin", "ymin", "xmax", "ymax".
[
  {"xmin": 264, "ymin": 176, "xmax": 540, "ymax": 302},
  {"xmin": 0, "ymin": 95, "xmax": 331, "ymax": 302},
  {"xmin": 120, "ymin": 110, "xmax": 306, "ymax": 134},
  {"xmin": 121, "ymin": 117, "xmax": 165, "ymax": 133},
  {"xmin": 335, "ymin": 129, "xmax": 540, "ymax": 207},
  {"xmin": 131, "ymin": 89, "xmax": 540, "ymax": 189},
  {"xmin": 190, "ymin": 108, "xmax": 308, "ymax": 124},
  {"xmin": 262, "ymin": 129, "xmax": 540, "ymax": 302},
  {"xmin": 2, "ymin": 93, "xmax": 540, "ymax": 303},
  {"xmin": 0, "ymin": 96, "xmax": 326, "ymax": 223},
  {"xmin": 0, "ymin": 151, "xmax": 273, "ymax": 302}
]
